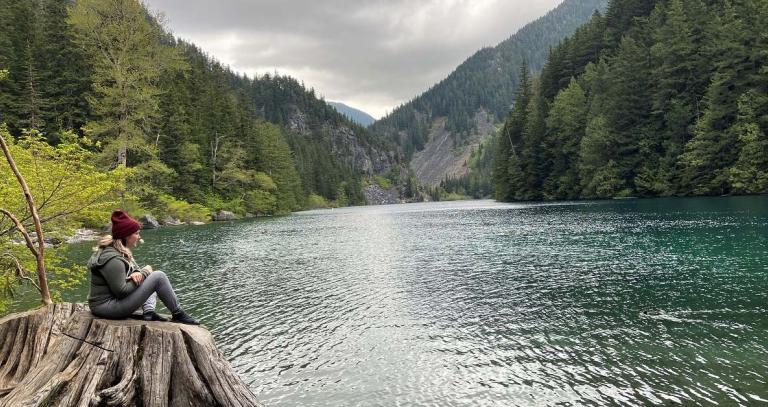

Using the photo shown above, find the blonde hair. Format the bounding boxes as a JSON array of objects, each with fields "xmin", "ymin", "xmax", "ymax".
[{"xmin": 95, "ymin": 235, "xmax": 133, "ymax": 261}]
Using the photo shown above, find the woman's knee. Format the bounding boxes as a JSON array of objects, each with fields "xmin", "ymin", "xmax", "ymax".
[
  {"xmin": 147, "ymin": 270, "xmax": 167, "ymax": 282},
  {"xmin": 143, "ymin": 270, "xmax": 169, "ymax": 289}
]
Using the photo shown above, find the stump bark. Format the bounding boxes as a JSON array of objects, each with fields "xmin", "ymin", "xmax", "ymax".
[{"xmin": 0, "ymin": 303, "xmax": 263, "ymax": 406}]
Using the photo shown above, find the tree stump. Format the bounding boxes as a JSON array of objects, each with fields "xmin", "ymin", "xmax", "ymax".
[{"xmin": 0, "ymin": 303, "xmax": 263, "ymax": 406}]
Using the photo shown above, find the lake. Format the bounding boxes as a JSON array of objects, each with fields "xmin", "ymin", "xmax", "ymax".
[{"xmin": 62, "ymin": 196, "xmax": 768, "ymax": 406}]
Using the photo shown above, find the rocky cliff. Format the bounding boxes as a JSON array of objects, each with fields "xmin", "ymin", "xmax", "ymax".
[
  {"xmin": 411, "ymin": 110, "xmax": 496, "ymax": 186},
  {"xmin": 287, "ymin": 105, "xmax": 397, "ymax": 177}
]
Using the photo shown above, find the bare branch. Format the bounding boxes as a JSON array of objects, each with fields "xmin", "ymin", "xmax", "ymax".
[
  {"xmin": 38, "ymin": 195, "xmax": 107, "ymax": 224},
  {"xmin": 37, "ymin": 175, "xmax": 68, "ymax": 211},
  {"xmin": 1, "ymin": 252, "xmax": 42, "ymax": 294}
]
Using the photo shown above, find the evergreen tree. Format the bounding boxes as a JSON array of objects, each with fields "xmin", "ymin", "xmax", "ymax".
[
  {"xmin": 602, "ymin": 35, "xmax": 653, "ymax": 196},
  {"xmin": 517, "ymin": 82, "xmax": 548, "ymax": 200},
  {"xmin": 0, "ymin": 0, "xmax": 382, "ymax": 215},
  {"xmin": 579, "ymin": 116, "xmax": 625, "ymax": 198},
  {"xmin": 645, "ymin": 0, "xmax": 708, "ymax": 195},
  {"xmin": 68, "ymin": 0, "xmax": 187, "ymax": 167},
  {"xmin": 679, "ymin": 1, "xmax": 753, "ymax": 195},
  {"xmin": 252, "ymin": 121, "xmax": 303, "ymax": 212},
  {"xmin": 489, "ymin": 0, "xmax": 767, "ymax": 201},
  {"xmin": 38, "ymin": 0, "xmax": 92, "ymax": 136},
  {"xmin": 728, "ymin": 92, "xmax": 768, "ymax": 193},
  {"xmin": 543, "ymin": 78, "xmax": 587, "ymax": 199},
  {"xmin": 0, "ymin": 0, "xmax": 90, "ymax": 137},
  {"xmin": 604, "ymin": 0, "xmax": 658, "ymax": 48},
  {"xmin": 492, "ymin": 63, "xmax": 532, "ymax": 201}
]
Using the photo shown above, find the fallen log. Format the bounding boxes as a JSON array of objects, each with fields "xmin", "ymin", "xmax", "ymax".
[{"xmin": 0, "ymin": 303, "xmax": 263, "ymax": 406}]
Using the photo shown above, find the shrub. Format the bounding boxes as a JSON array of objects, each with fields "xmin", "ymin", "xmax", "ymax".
[
  {"xmin": 306, "ymin": 194, "xmax": 330, "ymax": 209},
  {"xmin": 373, "ymin": 175, "xmax": 393, "ymax": 189}
]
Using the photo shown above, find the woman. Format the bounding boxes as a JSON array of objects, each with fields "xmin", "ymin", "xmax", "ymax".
[{"xmin": 87, "ymin": 210, "xmax": 198, "ymax": 325}]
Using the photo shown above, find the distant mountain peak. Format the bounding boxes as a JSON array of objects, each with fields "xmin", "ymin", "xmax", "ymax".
[{"xmin": 327, "ymin": 101, "xmax": 376, "ymax": 127}]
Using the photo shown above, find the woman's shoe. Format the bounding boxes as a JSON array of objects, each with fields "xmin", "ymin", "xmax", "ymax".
[
  {"xmin": 171, "ymin": 310, "xmax": 199, "ymax": 325},
  {"xmin": 143, "ymin": 311, "xmax": 168, "ymax": 321}
]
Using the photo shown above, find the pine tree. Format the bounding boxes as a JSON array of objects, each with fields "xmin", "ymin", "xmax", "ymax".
[
  {"xmin": 602, "ymin": 35, "xmax": 653, "ymax": 196},
  {"xmin": 252, "ymin": 121, "xmax": 303, "ymax": 212},
  {"xmin": 579, "ymin": 115, "xmax": 624, "ymax": 198},
  {"xmin": 517, "ymin": 82, "xmax": 548, "ymax": 200},
  {"xmin": 645, "ymin": 0, "xmax": 708, "ymax": 195},
  {"xmin": 38, "ymin": 0, "xmax": 91, "ymax": 135},
  {"xmin": 68, "ymin": 0, "xmax": 187, "ymax": 167},
  {"xmin": 19, "ymin": 39, "xmax": 45, "ymax": 131},
  {"xmin": 604, "ymin": 0, "xmax": 657, "ymax": 49},
  {"xmin": 544, "ymin": 78, "xmax": 587, "ymax": 199},
  {"xmin": 492, "ymin": 127, "xmax": 511, "ymax": 201},
  {"xmin": 728, "ymin": 92, "xmax": 768, "ymax": 193},
  {"xmin": 679, "ymin": 1, "xmax": 752, "ymax": 195},
  {"xmin": 492, "ymin": 62, "xmax": 532, "ymax": 201}
]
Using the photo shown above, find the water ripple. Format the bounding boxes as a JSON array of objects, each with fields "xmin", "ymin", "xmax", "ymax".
[{"xmin": 62, "ymin": 197, "xmax": 768, "ymax": 406}]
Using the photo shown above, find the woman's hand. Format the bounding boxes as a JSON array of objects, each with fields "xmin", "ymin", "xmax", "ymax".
[
  {"xmin": 129, "ymin": 272, "xmax": 144, "ymax": 285},
  {"xmin": 142, "ymin": 265, "xmax": 154, "ymax": 274}
]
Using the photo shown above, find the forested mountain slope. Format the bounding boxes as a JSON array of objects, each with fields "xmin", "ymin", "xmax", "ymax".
[
  {"xmin": 371, "ymin": 0, "xmax": 608, "ymax": 186},
  {"xmin": 492, "ymin": 0, "xmax": 768, "ymax": 201},
  {"xmin": 0, "ymin": 0, "xmax": 397, "ymax": 213}
]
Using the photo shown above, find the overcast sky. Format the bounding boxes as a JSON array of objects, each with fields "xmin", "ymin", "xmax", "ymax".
[{"xmin": 144, "ymin": 0, "xmax": 563, "ymax": 119}]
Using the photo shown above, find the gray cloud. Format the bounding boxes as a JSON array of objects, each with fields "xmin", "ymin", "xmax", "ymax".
[{"xmin": 144, "ymin": 0, "xmax": 563, "ymax": 118}]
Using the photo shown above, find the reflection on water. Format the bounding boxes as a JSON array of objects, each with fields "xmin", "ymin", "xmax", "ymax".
[{"xmin": 61, "ymin": 197, "xmax": 768, "ymax": 406}]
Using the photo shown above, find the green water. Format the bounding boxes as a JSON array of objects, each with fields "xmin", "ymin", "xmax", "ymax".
[{"xmin": 18, "ymin": 196, "xmax": 768, "ymax": 405}]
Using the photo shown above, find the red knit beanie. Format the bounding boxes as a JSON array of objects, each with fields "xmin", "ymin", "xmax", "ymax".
[{"xmin": 111, "ymin": 210, "xmax": 140, "ymax": 239}]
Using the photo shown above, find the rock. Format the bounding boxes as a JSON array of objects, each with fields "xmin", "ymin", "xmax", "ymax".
[
  {"xmin": 0, "ymin": 304, "xmax": 263, "ymax": 406},
  {"xmin": 139, "ymin": 214, "xmax": 160, "ymax": 229},
  {"xmin": 162, "ymin": 216, "xmax": 185, "ymax": 226},
  {"xmin": 66, "ymin": 228, "xmax": 101, "ymax": 244},
  {"xmin": 640, "ymin": 309, "xmax": 665, "ymax": 316},
  {"xmin": 45, "ymin": 236, "xmax": 62, "ymax": 246},
  {"xmin": 11, "ymin": 232, "xmax": 64, "ymax": 248},
  {"xmin": 212, "ymin": 210, "xmax": 237, "ymax": 222},
  {"xmin": 190, "ymin": 221, "xmax": 205, "ymax": 226},
  {"xmin": 410, "ymin": 109, "xmax": 496, "ymax": 186},
  {"xmin": 43, "ymin": 237, "xmax": 61, "ymax": 248},
  {"xmin": 364, "ymin": 184, "xmax": 402, "ymax": 206}
]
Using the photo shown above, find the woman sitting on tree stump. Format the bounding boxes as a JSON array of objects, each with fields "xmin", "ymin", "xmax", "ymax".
[{"xmin": 87, "ymin": 210, "xmax": 199, "ymax": 325}]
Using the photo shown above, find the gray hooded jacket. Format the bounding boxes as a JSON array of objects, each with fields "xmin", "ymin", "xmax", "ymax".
[{"xmin": 87, "ymin": 246, "xmax": 150, "ymax": 306}]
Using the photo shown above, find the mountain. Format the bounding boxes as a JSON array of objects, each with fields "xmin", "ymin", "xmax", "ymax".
[
  {"xmin": 327, "ymin": 102, "xmax": 376, "ymax": 127},
  {"xmin": 225, "ymin": 72, "xmax": 399, "ymax": 204},
  {"xmin": 371, "ymin": 0, "xmax": 609, "ymax": 186},
  {"xmin": 492, "ymin": 0, "xmax": 768, "ymax": 201},
  {"xmin": 0, "ymin": 0, "xmax": 399, "ymax": 212}
]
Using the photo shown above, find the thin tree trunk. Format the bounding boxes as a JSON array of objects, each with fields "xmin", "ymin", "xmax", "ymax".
[
  {"xmin": 211, "ymin": 131, "xmax": 221, "ymax": 188},
  {"xmin": 0, "ymin": 133, "xmax": 51, "ymax": 305},
  {"xmin": 117, "ymin": 145, "xmax": 127, "ymax": 167}
]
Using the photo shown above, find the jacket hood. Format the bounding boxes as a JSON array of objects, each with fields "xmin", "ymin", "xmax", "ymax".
[{"xmin": 87, "ymin": 246, "xmax": 128, "ymax": 270}]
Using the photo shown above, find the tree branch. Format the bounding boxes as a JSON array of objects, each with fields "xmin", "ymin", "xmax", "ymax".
[
  {"xmin": 0, "ymin": 132, "xmax": 51, "ymax": 305},
  {"xmin": 1, "ymin": 252, "xmax": 42, "ymax": 294},
  {"xmin": 0, "ymin": 208, "xmax": 39, "ymax": 258}
]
